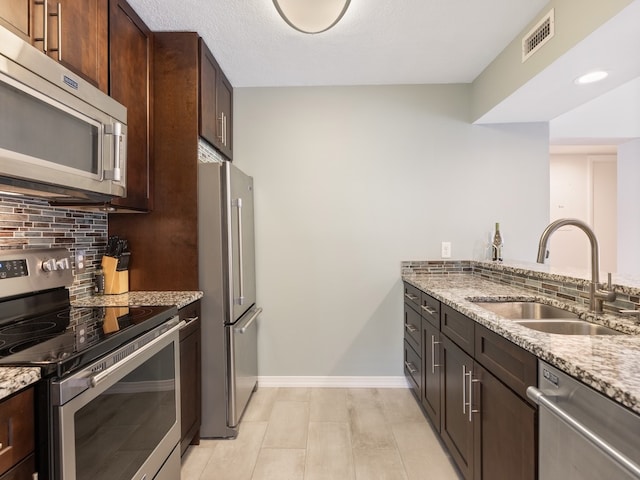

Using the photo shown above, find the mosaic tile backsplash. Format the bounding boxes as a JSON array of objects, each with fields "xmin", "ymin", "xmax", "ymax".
[{"xmin": 0, "ymin": 194, "xmax": 107, "ymax": 300}]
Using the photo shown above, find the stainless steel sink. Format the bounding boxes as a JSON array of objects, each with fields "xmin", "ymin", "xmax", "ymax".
[
  {"xmin": 474, "ymin": 301, "xmax": 578, "ymax": 320},
  {"xmin": 515, "ymin": 319, "xmax": 624, "ymax": 335},
  {"xmin": 474, "ymin": 301, "xmax": 625, "ymax": 335}
]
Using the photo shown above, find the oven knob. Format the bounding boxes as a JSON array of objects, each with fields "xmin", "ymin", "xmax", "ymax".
[
  {"xmin": 42, "ymin": 259, "xmax": 57, "ymax": 272},
  {"xmin": 56, "ymin": 258, "xmax": 70, "ymax": 270}
]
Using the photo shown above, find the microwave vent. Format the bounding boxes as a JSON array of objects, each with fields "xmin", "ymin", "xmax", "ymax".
[{"xmin": 522, "ymin": 9, "xmax": 555, "ymax": 62}]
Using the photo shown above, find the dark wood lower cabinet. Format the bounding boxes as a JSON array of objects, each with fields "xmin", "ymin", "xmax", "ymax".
[
  {"xmin": 402, "ymin": 282, "xmax": 537, "ymax": 480},
  {"xmin": 474, "ymin": 363, "xmax": 536, "ymax": 480},
  {"xmin": 179, "ymin": 300, "xmax": 202, "ymax": 455},
  {"xmin": 441, "ymin": 335, "xmax": 475, "ymax": 480},
  {"xmin": 0, "ymin": 387, "xmax": 35, "ymax": 480},
  {"xmin": 422, "ymin": 319, "xmax": 441, "ymax": 432}
]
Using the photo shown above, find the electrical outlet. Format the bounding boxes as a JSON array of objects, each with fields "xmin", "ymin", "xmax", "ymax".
[
  {"xmin": 75, "ymin": 249, "xmax": 86, "ymax": 273},
  {"xmin": 441, "ymin": 242, "xmax": 452, "ymax": 258}
]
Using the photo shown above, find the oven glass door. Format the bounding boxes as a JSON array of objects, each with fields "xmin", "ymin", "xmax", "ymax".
[{"xmin": 56, "ymin": 329, "xmax": 180, "ymax": 480}]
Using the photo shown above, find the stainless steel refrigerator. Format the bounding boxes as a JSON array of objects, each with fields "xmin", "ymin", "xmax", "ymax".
[{"xmin": 198, "ymin": 160, "xmax": 261, "ymax": 438}]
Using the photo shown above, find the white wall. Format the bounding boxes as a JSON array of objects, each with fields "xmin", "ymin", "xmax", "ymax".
[
  {"xmin": 618, "ymin": 139, "xmax": 640, "ymax": 276},
  {"xmin": 233, "ymin": 85, "xmax": 549, "ymax": 377}
]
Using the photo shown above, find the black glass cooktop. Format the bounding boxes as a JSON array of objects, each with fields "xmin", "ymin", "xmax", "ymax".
[{"xmin": 0, "ymin": 304, "xmax": 177, "ymax": 378}]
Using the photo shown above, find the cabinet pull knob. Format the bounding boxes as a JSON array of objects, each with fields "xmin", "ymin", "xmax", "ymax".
[{"xmin": 404, "ymin": 361, "xmax": 417, "ymax": 374}]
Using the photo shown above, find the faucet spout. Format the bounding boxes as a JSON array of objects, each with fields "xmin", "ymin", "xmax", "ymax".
[{"xmin": 536, "ymin": 218, "xmax": 615, "ymax": 313}]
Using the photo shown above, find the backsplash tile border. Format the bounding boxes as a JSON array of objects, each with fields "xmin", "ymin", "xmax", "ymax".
[{"xmin": 402, "ymin": 260, "xmax": 640, "ymax": 314}]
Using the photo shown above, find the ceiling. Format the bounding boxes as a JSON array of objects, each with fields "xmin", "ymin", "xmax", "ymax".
[{"xmin": 126, "ymin": 0, "xmax": 549, "ymax": 88}]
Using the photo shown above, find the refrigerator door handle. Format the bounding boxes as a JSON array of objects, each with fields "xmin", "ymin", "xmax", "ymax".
[
  {"xmin": 234, "ymin": 307, "xmax": 262, "ymax": 334},
  {"xmin": 233, "ymin": 197, "xmax": 245, "ymax": 305}
]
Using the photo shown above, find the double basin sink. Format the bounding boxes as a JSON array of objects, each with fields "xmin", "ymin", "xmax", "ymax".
[{"xmin": 473, "ymin": 301, "xmax": 625, "ymax": 335}]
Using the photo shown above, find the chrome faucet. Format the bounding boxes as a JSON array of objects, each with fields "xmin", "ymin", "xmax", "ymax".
[{"xmin": 536, "ymin": 218, "xmax": 616, "ymax": 313}]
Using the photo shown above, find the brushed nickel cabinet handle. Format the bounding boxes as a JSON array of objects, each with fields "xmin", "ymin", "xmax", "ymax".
[
  {"xmin": 404, "ymin": 361, "xmax": 417, "ymax": 374},
  {"xmin": 431, "ymin": 335, "xmax": 441, "ymax": 374},
  {"xmin": 404, "ymin": 322, "xmax": 418, "ymax": 333},
  {"xmin": 404, "ymin": 293, "xmax": 418, "ymax": 301},
  {"xmin": 48, "ymin": 3, "xmax": 62, "ymax": 61},
  {"xmin": 34, "ymin": 0, "xmax": 48, "ymax": 52},
  {"xmin": 421, "ymin": 304, "xmax": 437, "ymax": 315}
]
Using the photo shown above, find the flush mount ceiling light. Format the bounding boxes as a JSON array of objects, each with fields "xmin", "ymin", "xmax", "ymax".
[
  {"xmin": 574, "ymin": 70, "xmax": 609, "ymax": 85},
  {"xmin": 273, "ymin": 0, "xmax": 351, "ymax": 34}
]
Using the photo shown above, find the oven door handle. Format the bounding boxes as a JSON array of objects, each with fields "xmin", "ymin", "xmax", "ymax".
[
  {"xmin": 527, "ymin": 386, "xmax": 640, "ymax": 479},
  {"xmin": 90, "ymin": 320, "xmax": 185, "ymax": 388}
]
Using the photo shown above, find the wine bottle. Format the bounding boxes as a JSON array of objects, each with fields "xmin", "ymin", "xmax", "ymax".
[{"xmin": 492, "ymin": 222, "xmax": 503, "ymax": 262}]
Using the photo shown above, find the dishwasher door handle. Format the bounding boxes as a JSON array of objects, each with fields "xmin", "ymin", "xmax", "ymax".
[{"xmin": 527, "ymin": 386, "xmax": 640, "ymax": 479}]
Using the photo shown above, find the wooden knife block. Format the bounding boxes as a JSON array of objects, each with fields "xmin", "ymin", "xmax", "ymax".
[{"xmin": 101, "ymin": 256, "xmax": 129, "ymax": 294}]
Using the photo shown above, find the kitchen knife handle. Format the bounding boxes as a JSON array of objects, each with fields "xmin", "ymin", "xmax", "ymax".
[{"xmin": 234, "ymin": 198, "xmax": 245, "ymax": 305}]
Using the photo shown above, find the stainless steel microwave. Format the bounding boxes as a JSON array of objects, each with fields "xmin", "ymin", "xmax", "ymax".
[{"xmin": 0, "ymin": 25, "xmax": 127, "ymax": 202}]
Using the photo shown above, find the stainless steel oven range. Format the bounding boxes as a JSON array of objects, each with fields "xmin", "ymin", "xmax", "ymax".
[{"xmin": 0, "ymin": 248, "xmax": 182, "ymax": 480}]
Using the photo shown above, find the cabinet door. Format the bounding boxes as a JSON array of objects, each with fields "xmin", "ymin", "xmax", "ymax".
[
  {"xmin": 422, "ymin": 319, "xmax": 442, "ymax": 431},
  {"xmin": 441, "ymin": 335, "xmax": 475, "ymax": 480},
  {"xmin": 108, "ymin": 0, "xmax": 153, "ymax": 211},
  {"xmin": 0, "ymin": 0, "xmax": 32, "ymax": 40},
  {"xmin": 199, "ymin": 40, "xmax": 220, "ymax": 150},
  {"xmin": 216, "ymin": 71, "xmax": 233, "ymax": 159},
  {"xmin": 179, "ymin": 301, "xmax": 202, "ymax": 454},
  {"xmin": 474, "ymin": 363, "xmax": 536, "ymax": 480},
  {"xmin": 47, "ymin": 0, "xmax": 108, "ymax": 92},
  {"xmin": 0, "ymin": 388, "xmax": 34, "ymax": 477}
]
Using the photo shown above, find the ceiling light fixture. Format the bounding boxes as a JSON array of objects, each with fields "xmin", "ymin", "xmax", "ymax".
[
  {"xmin": 273, "ymin": 0, "xmax": 351, "ymax": 34},
  {"xmin": 574, "ymin": 70, "xmax": 609, "ymax": 85}
]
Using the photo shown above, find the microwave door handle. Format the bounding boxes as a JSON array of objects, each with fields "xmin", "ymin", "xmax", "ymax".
[
  {"xmin": 234, "ymin": 198, "xmax": 245, "ymax": 305},
  {"xmin": 104, "ymin": 122, "xmax": 123, "ymax": 181}
]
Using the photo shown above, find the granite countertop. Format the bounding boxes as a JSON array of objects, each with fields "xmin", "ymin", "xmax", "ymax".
[
  {"xmin": 0, "ymin": 291, "xmax": 203, "ymax": 401},
  {"xmin": 403, "ymin": 273, "xmax": 640, "ymax": 415},
  {"xmin": 71, "ymin": 291, "xmax": 203, "ymax": 309}
]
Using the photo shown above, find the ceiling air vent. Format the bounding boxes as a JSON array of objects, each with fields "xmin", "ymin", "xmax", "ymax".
[{"xmin": 522, "ymin": 9, "xmax": 555, "ymax": 62}]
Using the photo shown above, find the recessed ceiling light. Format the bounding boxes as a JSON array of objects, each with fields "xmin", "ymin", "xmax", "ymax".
[{"xmin": 574, "ymin": 71, "xmax": 608, "ymax": 85}]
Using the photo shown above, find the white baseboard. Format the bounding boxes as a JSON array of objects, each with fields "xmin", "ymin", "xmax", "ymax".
[{"xmin": 257, "ymin": 376, "xmax": 410, "ymax": 388}]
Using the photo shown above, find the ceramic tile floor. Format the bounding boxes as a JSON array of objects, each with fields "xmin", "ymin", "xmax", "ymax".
[{"xmin": 181, "ymin": 387, "xmax": 462, "ymax": 480}]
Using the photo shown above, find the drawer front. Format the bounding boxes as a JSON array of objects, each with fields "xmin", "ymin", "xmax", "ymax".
[
  {"xmin": 475, "ymin": 324, "xmax": 537, "ymax": 404},
  {"xmin": 420, "ymin": 292, "xmax": 440, "ymax": 328},
  {"xmin": 441, "ymin": 305, "xmax": 474, "ymax": 356},
  {"xmin": 404, "ymin": 340, "xmax": 422, "ymax": 396},
  {"xmin": 179, "ymin": 300, "xmax": 201, "ymax": 340},
  {"xmin": 404, "ymin": 303, "xmax": 421, "ymax": 353},
  {"xmin": 403, "ymin": 282, "xmax": 421, "ymax": 309},
  {"xmin": 0, "ymin": 453, "xmax": 35, "ymax": 480},
  {"xmin": 0, "ymin": 388, "xmax": 34, "ymax": 476}
]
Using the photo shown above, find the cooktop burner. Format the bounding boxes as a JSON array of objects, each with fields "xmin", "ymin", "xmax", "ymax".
[{"xmin": 0, "ymin": 304, "xmax": 177, "ymax": 377}]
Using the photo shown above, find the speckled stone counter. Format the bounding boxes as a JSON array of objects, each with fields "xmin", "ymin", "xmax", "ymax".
[
  {"xmin": 0, "ymin": 367, "xmax": 40, "ymax": 400},
  {"xmin": 402, "ymin": 269, "xmax": 640, "ymax": 415},
  {"xmin": 71, "ymin": 291, "xmax": 203, "ymax": 309}
]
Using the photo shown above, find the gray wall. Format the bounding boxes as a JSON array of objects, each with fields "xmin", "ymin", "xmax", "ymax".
[{"xmin": 233, "ymin": 84, "xmax": 549, "ymax": 377}]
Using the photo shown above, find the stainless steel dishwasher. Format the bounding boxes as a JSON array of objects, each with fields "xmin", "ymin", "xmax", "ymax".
[{"xmin": 527, "ymin": 361, "xmax": 640, "ymax": 479}]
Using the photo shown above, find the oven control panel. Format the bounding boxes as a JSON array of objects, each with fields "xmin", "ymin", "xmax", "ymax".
[
  {"xmin": 0, "ymin": 248, "xmax": 73, "ymax": 299},
  {"xmin": 0, "ymin": 259, "xmax": 28, "ymax": 279}
]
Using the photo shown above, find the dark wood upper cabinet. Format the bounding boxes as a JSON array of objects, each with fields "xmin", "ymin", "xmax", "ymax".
[
  {"xmin": 0, "ymin": 0, "xmax": 108, "ymax": 92},
  {"xmin": 108, "ymin": 0, "xmax": 153, "ymax": 211},
  {"xmin": 199, "ymin": 39, "xmax": 233, "ymax": 159},
  {"xmin": 0, "ymin": 0, "xmax": 32, "ymax": 40}
]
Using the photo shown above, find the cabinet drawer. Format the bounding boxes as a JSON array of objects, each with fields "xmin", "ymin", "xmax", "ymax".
[
  {"xmin": 404, "ymin": 340, "xmax": 422, "ymax": 396},
  {"xmin": 403, "ymin": 303, "xmax": 421, "ymax": 353},
  {"xmin": 403, "ymin": 282, "xmax": 421, "ymax": 309},
  {"xmin": 0, "ymin": 453, "xmax": 35, "ymax": 480},
  {"xmin": 441, "ymin": 305, "xmax": 474, "ymax": 356},
  {"xmin": 0, "ymin": 387, "xmax": 34, "ymax": 476},
  {"xmin": 179, "ymin": 300, "xmax": 201, "ymax": 339},
  {"xmin": 420, "ymin": 292, "xmax": 440, "ymax": 328},
  {"xmin": 475, "ymin": 324, "xmax": 537, "ymax": 404}
]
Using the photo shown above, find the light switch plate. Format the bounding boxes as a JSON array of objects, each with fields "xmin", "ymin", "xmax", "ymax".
[{"xmin": 441, "ymin": 242, "xmax": 451, "ymax": 258}]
